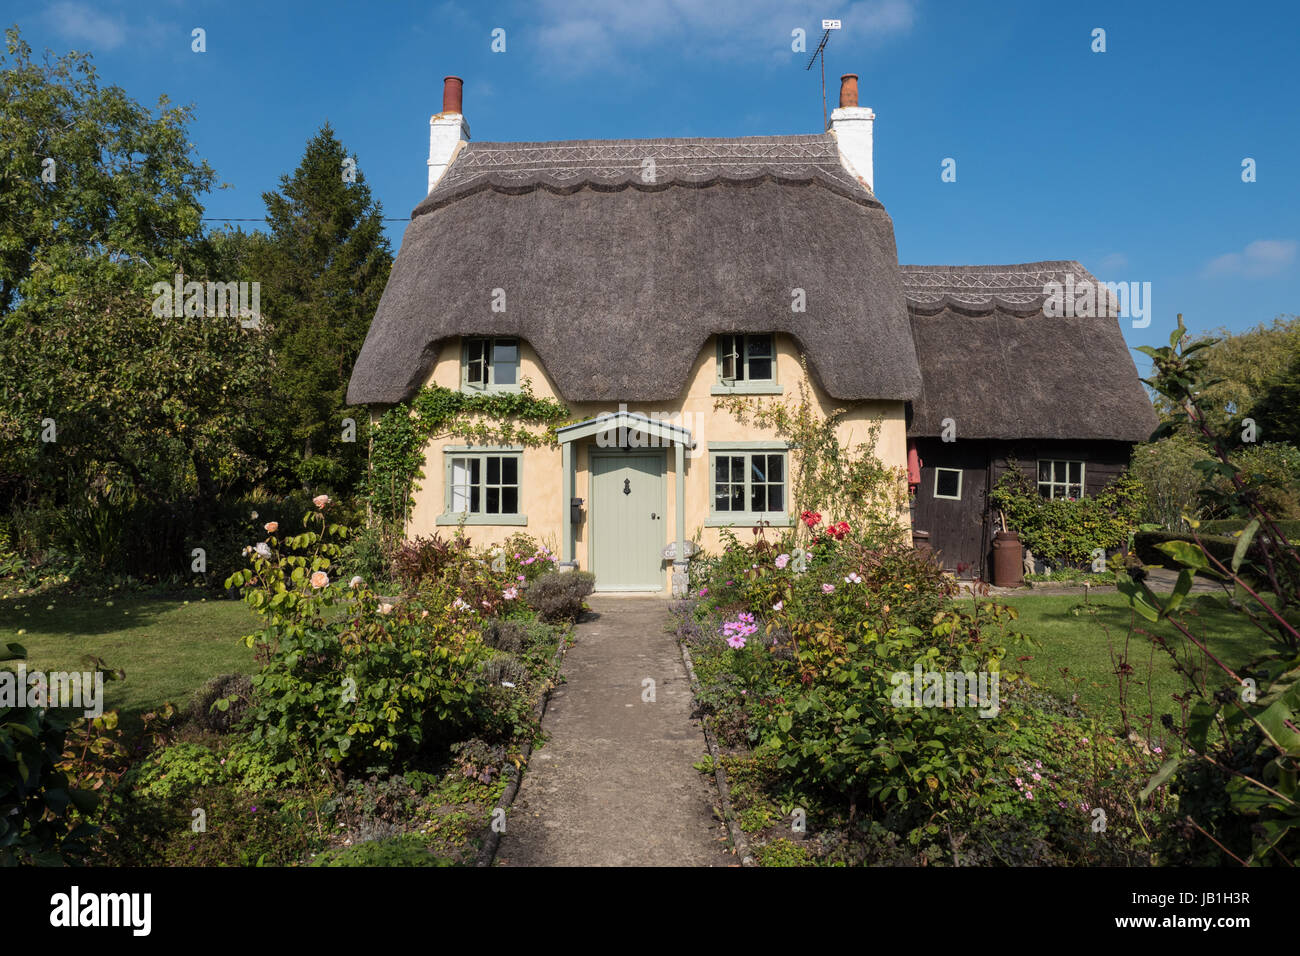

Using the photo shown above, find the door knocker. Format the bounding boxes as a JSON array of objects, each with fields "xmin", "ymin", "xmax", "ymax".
[{"xmin": 623, "ymin": 478, "xmax": 631, "ymax": 495}]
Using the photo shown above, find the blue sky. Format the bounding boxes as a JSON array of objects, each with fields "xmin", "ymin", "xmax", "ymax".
[{"xmin": 13, "ymin": 0, "xmax": 1299, "ymax": 366}]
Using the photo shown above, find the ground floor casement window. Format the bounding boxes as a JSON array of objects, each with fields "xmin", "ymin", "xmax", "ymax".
[
  {"xmin": 439, "ymin": 447, "xmax": 527, "ymax": 525},
  {"xmin": 1037, "ymin": 459, "xmax": 1085, "ymax": 499},
  {"xmin": 708, "ymin": 445, "xmax": 789, "ymax": 524}
]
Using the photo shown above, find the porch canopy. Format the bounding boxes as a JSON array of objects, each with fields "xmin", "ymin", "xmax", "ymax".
[{"xmin": 555, "ymin": 410, "xmax": 694, "ymax": 570}]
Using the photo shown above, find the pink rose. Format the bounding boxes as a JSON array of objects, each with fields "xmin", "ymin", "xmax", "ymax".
[{"xmin": 313, "ymin": 494, "xmax": 330, "ymax": 509}]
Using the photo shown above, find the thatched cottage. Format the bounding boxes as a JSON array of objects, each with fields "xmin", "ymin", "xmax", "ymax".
[{"xmin": 347, "ymin": 75, "xmax": 1156, "ymax": 592}]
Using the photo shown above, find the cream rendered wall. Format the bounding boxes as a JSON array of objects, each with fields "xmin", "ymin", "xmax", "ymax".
[{"xmin": 403, "ymin": 336, "xmax": 910, "ymax": 592}]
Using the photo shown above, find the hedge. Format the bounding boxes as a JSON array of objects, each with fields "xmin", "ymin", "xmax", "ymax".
[
  {"xmin": 1201, "ymin": 518, "xmax": 1300, "ymax": 540},
  {"xmin": 1133, "ymin": 530, "xmax": 1241, "ymax": 570}
]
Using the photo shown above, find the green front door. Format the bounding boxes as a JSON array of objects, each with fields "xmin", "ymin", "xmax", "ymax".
[{"xmin": 589, "ymin": 452, "xmax": 665, "ymax": 591}]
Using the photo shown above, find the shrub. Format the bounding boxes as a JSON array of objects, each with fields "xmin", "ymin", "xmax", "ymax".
[
  {"xmin": 989, "ymin": 468, "xmax": 1146, "ymax": 568},
  {"xmin": 392, "ymin": 533, "xmax": 471, "ymax": 591},
  {"xmin": 226, "ymin": 503, "xmax": 490, "ymax": 774},
  {"xmin": 130, "ymin": 742, "xmax": 224, "ymax": 801},
  {"xmin": 188, "ymin": 673, "xmax": 253, "ymax": 733},
  {"xmin": 527, "ymin": 570, "xmax": 595, "ymax": 622}
]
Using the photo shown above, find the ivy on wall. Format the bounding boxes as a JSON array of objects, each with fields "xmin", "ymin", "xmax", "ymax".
[{"xmin": 365, "ymin": 382, "xmax": 570, "ymax": 525}]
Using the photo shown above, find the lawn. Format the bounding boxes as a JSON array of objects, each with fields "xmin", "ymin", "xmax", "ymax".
[
  {"xmin": 0, "ymin": 591, "xmax": 259, "ymax": 725},
  {"xmin": 979, "ymin": 591, "xmax": 1277, "ymax": 726}
]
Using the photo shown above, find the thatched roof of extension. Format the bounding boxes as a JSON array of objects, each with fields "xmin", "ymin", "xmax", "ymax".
[
  {"xmin": 346, "ymin": 134, "xmax": 922, "ymax": 406},
  {"xmin": 901, "ymin": 262, "xmax": 1158, "ymax": 442}
]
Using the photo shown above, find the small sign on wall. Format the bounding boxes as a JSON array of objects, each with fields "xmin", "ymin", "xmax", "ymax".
[{"xmin": 661, "ymin": 541, "xmax": 698, "ymax": 560}]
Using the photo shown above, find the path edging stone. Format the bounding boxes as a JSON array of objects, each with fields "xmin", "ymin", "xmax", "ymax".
[
  {"xmin": 677, "ymin": 638, "xmax": 756, "ymax": 867},
  {"xmin": 475, "ymin": 622, "xmax": 573, "ymax": 867}
]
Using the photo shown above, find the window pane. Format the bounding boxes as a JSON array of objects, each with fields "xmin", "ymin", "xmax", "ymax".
[
  {"xmin": 747, "ymin": 335, "xmax": 773, "ymax": 358},
  {"xmin": 501, "ymin": 486, "xmax": 518, "ymax": 514},
  {"xmin": 720, "ymin": 335, "xmax": 737, "ymax": 381},
  {"xmin": 1069, "ymin": 461, "xmax": 1082, "ymax": 484},
  {"xmin": 470, "ymin": 484, "xmax": 480, "ymax": 513},
  {"xmin": 1038, "ymin": 461, "xmax": 1052, "ymax": 483},
  {"xmin": 467, "ymin": 339, "xmax": 486, "ymax": 385},
  {"xmin": 451, "ymin": 458, "xmax": 470, "ymax": 512},
  {"xmin": 715, "ymin": 488, "xmax": 732, "ymax": 511},
  {"xmin": 730, "ymin": 483, "xmax": 744, "ymax": 511},
  {"xmin": 936, "ymin": 469, "xmax": 961, "ymax": 499},
  {"xmin": 493, "ymin": 339, "xmax": 518, "ymax": 385},
  {"xmin": 767, "ymin": 455, "xmax": 784, "ymax": 483},
  {"xmin": 747, "ymin": 357, "xmax": 772, "ymax": 381},
  {"xmin": 487, "ymin": 486, "xmax": 500, "ymax": 514},
  {"xmin": 751, "ymin": 482, "xmax": 766, "ymax": 513},
  {"xmin": 501, "ymin": 457, "xmax": 518, "ymax": 484},
  {"xmin": 715, "ymin": 457, "xmax": 729, "ymax": 483},
  {"xmin": 751, "ymin": 456, "xmax": 767, "ymax": 483},
  {"xmin": 487, "ymin": 456, "xmax": 500, "ymax": 484},
  {"xmin": 768, "ymin": 483, "xmax": 784, "ymax": 512}
]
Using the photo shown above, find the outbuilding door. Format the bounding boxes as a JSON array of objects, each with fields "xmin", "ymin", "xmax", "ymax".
[{"xmin": 589, "ymin": 451, "xmax": 666, "ymax": 591}]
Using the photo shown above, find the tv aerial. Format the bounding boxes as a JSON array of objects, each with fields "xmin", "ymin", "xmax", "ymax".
[{"xmin": 806, "ymin": 19, "xmax": 841, "ymax": 129}]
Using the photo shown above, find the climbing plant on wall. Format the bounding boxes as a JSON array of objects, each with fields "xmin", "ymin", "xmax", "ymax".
[{"xmin": 365, "ymin": 383, "xmax": 570, "ymax": 526}]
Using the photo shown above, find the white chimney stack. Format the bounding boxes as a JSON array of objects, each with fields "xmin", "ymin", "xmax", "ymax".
[
  {"xmin": 428, "ymin": 76, "xmax": 470, "ymax": 193},
  {"xmin": 827, "ymin": 73, "xmax": 875, "ymax": 193}
]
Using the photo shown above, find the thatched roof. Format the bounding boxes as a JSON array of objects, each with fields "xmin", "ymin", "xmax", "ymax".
[
  {"xmin": 346, "ymin": 134, "xmax": 921, "ymax": 406},
  {"xmin": 902, "ymin": 262, "xmax": 1157, "ymax": 441}
]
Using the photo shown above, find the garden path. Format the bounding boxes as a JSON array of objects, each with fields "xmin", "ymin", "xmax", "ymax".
[{"xmin": 495, "ymin": 596, "xmax": 731, "ymax": 866}]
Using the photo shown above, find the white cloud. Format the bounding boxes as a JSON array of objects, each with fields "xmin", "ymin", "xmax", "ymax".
[
  {"xmin": 1203, "ymin": 239, "xmax": 1298, "ymax": 279},
  {"xmin": 523, "ymin": 0, "xmax": 917, "ymax": 73},
  {"xmin": 44, "ymin": 1, "xmax": 128, "ymax": 51}
]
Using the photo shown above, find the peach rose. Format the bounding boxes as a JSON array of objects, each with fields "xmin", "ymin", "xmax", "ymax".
[
  {"xmin": 310, "ymin": 571, "xmax": 329, "ymax": 589},
  {"xmin": 264, "ymin": 521, "xmax": 278, "ymax": 533}
]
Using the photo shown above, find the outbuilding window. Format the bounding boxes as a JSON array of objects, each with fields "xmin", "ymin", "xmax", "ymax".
[
  {"xmin": 1038, "ymin": 459, "xmax": 1085, "ymax": 499},
  {"xmin": 934, "ymin": 467, "xmax": 962, "ymax": 500},
  {"xmin": 463, "ymin": 337, "xmax": 520, "ymax": 391}
]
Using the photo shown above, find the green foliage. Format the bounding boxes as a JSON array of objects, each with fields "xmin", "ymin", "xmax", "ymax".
[
  {"xmin": 765, "ymin": 603, "xmax": 1019, "ymax": 831},
  {"xmin": 0, "ymin": 643, "xmax": 103, "ymax": 865},
  {"xmin": 366, "ymin": 383, "xmax": 569, "ymax": 525},
  {"xmin": 1123, "ymin": 313, "xmax": 1300, "ymax": 865},
  {"xmin": 226, "ymin": 505, "xmax": 490, "ymax": 773},
  {"xmin": 130, "ymin": 742, "xmax": 224, "ymax": 801},
  {"xmin": 989, "ymin": 467, "xmax": 1145, "ymax": 568},
  {"xmin": 526, "ymin": 570, "xmax": 596, "ymax": 623},
  {"xmin": 1133, "ymin": 530, "xmax": 1239, "ymax": 569},
  {"xmin": 1129, "ymin": 434, "xmax": 1212, "ymax": 529},
  {"xmin": 310, "ymin": 834, "xmax": 455, "ymax": 867}
]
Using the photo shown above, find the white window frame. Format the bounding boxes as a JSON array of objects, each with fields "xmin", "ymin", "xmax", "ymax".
[
  {"xmin": 933, "ymin": 467, "xmax": 963, "ymax": 500},
  {"xmin": 1037, "ymin": 459, "xmax": 1086, "ymax": 500}
]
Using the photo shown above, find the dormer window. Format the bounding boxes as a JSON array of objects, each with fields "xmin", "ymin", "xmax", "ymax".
[
  {"xmin": 464, "ymin": 337, "xmax": 519, "ymax": 391},
  {"xmin": 714, "ymin": 334, "xmax": 780, "ymax": 394}
]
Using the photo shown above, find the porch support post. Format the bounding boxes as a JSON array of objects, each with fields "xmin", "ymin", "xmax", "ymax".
[
  {"xmin": 672, "ymin": 439, "xmax": 688, "ymax": 597},
  {"xmin": 560, "ymin": 441, "xmax": 576, "ymax": 570}
]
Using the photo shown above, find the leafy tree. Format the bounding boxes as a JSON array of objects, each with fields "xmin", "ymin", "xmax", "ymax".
[
  {"xmin": 0, "ymin": 27, "xmax": 267, "ymax": 553},
  {"xmin": 254, "ymin": 124, "xmax": 392, "ymax": 493},
  {"xmin": 1253, "ymin": 346, "xmax": 1300, "ymax": 447}
]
